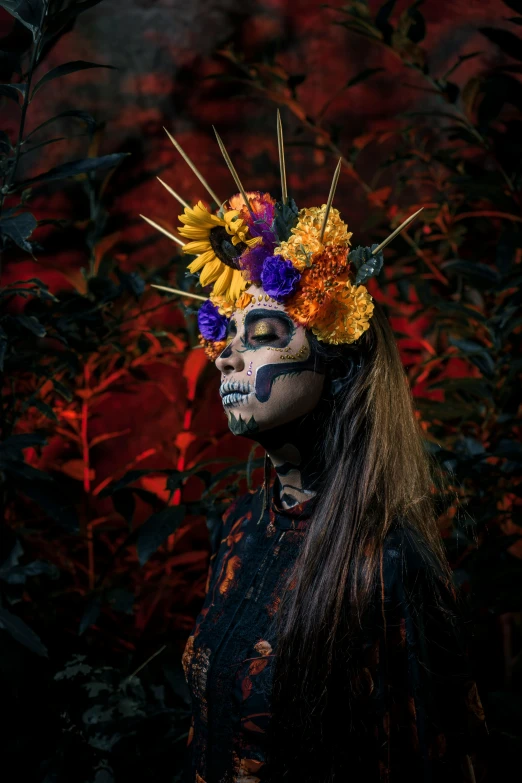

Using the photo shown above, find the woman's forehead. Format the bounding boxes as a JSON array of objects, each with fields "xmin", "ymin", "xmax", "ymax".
[{"xmin": 230, "ymin": 285, "xmax": 294, "ymax": 326}]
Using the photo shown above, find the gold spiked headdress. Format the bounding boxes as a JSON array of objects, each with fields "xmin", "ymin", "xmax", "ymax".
[{"xmin": 142, "ymin": 112, "xmax": 423, "ymax": 356}]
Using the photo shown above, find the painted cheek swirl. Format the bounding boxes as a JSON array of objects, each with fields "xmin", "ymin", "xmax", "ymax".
[{"xmin": 254, "ymin": 342, "xmax": 323, "ymax": 403}]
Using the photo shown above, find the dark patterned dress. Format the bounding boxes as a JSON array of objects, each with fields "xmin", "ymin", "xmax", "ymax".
[{"xmin": 181, "ymin": 484, "xmax": 486, "ymax": 783}]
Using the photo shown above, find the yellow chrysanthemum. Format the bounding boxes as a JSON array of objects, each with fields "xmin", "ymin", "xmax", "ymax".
[
  {"xmin": 311, "ymin": 280, "xmax": 374, "ymax": 345},
  {"xmin": 275, "ymin": 205, "xmax": 353, "ymax": 272},
  {"xmin": 209, "ymin": 292, "xmax": 235, "ymax": 317},
  {"xmin": 177, "ymin": 201, "xmax": 261, "ymax": 303}
]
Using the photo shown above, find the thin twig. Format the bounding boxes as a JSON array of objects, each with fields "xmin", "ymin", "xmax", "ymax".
[{"xmin": 122, "ymin": 644, "xmax": 167, "ymax": 684}]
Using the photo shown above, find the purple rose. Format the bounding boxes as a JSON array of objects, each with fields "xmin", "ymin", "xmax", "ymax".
[
  {"xmin": 197, "ymin": 299, "xmax": 228, "ymax": 341},
  {"xmin": 260, "ymin": 255, "xmax": 301, "ymax": 301}
]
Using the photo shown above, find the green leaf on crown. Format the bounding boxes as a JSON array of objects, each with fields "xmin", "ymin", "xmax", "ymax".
[
  {"xmin": 273, "ymin": 198, "xmax": 299, "ymax": 243},
  {"xmin": 350, "ymin": 244, "xmax": 384, "ymax": 285}
]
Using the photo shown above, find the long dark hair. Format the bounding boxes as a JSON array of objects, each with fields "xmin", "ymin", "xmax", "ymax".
[{"xmin": 266, "ymin": 300, "xmax": 451, "ymax": 782}]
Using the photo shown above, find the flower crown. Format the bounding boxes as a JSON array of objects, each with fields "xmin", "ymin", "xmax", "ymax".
[
  {"xmin": 143, "ymin": 120, "xmax": 422, "ymax": 361},
  {"xmin": 181, "ymin": 193, "xmax": 383, "ymax": 360}
]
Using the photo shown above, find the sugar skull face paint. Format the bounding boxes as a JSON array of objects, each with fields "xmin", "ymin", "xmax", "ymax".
[{"xmin": 215, "ymin": 285, "xmax": 325, "ymax": 436}]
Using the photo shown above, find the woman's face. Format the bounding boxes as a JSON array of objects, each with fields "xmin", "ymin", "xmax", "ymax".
[{"xmin": 215, "ymin": 285, "xmax": 325, "ymax": 436}]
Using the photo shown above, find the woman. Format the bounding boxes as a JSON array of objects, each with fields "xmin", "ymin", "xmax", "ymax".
[{"xmin": 147, "ymin": 133, "xmax": 486, "ymax": 783}]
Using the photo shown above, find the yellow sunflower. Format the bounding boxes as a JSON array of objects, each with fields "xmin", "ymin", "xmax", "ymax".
[
  {"xmin": 275, "ymin": 205, "xmax": 353, "ymax": 272},
  {"xmin": 178, "ymin": 201, "xmax": 262, "ymax": 303}
]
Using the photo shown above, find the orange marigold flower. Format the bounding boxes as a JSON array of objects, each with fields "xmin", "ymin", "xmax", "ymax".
[
  {"xmin": 199, "ymin": 335, "xmax": 226, "ymax": 360},
  {"xmin": 284, "ymin": 245, "xmax": 350, "ymax": 326},
  {"xmin": 286, "ymin": 265, "xmax": 374, "ymax": 345},
  {"xmin": 313, "ymin": 280, "xmax": 374, "ymax": 345}
]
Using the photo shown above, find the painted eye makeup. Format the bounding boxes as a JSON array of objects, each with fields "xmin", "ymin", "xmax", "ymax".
[{"xmin": 242, "ymin": 310, "xmax": 295, "ymax": 350}]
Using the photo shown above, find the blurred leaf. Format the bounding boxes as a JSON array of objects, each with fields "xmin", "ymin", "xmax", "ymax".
[
  {"xmin": 0, "ymin": 1, "xmax": 44, "ymax": 40},
  {"xmin": 0, "ymin": 556, "xmax": 59, "ymax": 584},
  {"xmin": 0, "ymin": 455, "xmax": 52, "ymax": 481},
  {"xmin": 112, "ymin": 489, "xmax": 136, "ymax": 525},
  {"xmin": 13, "ymin": 153, "xmax": 129, "ymax": 191},
  {"xmin": 479, "ymin": 27, "xmax": 522, "ymax": 61},
  {"xmin": 287, "ymin": 73, "xmax": 306, "ymax": 90},
  {"xmin": 99, "ymin": 468, "xmax": 166, "ymax": 497},
  {"xmin": 502, "ymin": 0, "xmax": 522, "ymax": 12},
  {"xmin": 441, "ymin": 259, "xmax": 499, "ymax": 288},
  {"xmin": 137, "ymin": 506, "xmax": 186, "ymax": 566},
  {"xmin": 20, "ymin": 136, "xmax": 68, "ymax": 157},
  {"xmin": 31, "ymin": 60, "xmax": 116, "ymax": 97},
  {"xmin": 0, "ymin": 211, "xmax": 37, "ymax": 251},
  {"xmin": 0, "ymin": 83, "xmax": 23, "ymax": 103},
  {"xmin": 0, "ymin": 431, "xmax": 47, "ymax": 458},
  {"xmin": 15, "ymin": 476, "xmax": 79, "ymax": 531},
  {"xmin": 375, "ymin": 0, "xmax": 396, "ymax": 43},
  {"xmin": 114, "ymin": 269, "xmax": 146, "ymax": 298},
  {"xmin": 0, "ymin": 130, "xmax": 11, "ymax": 153},
  {"xmin": 454, "ymin": 436, "xmax": 486, "ymax": 457},
  {"xmin": 0, "ymin": 276, "xmax": 57, "ymax": 300},
  {"xmin": 0, "ymin": 605, "xmax": 48, "ymax": 656},
  {"xmin": 449, "ymin": 337, "xmax": 496, "ymax": 378},
  {"xmin": 32, "ymin": 398, "xmax": 58, "ymax": 420},
  {"xmin": 41, "ymin": 0, "xmax": 106, "ymax": 47},
  {"xmin": 493, "ymin": 439, "xmax": 522, "ymax": 460},
  {"xmin": 443, "ymin": 51, "xmax": 483, "ymax": 81},
  {"xmin": 79, "ymin": 594, "xmax": 103, "ymax": 635},
  {"xmin": 441, "ymin": 80, "xmax": 459, "ymax": 103},
  {"xmin": 25, "ymin": 109, "xmax": 98, "ymax": 141},
  {"xmin": 405, "ymin": 3, "xmax": 425, "ymax": 44},
  {"xmin": 106, "ymin": 587, "xmax": 134, "ymax": 615},
  {"xmin": 15, "ymin": 313, "xmax": 47, "ymax": 336},
  {"xmin": 429, "ymin": 377, "xmax": 494, "ymax": 400}
]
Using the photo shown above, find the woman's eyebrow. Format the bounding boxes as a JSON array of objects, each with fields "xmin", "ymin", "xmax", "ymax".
[{"xmin": 244, "ymin": 309, "xmax": 294, "ymax": 328}]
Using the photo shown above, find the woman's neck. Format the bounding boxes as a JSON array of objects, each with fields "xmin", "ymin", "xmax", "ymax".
[{"xmin": 255, "ymin": 410, "xmax": 326, "ymax": 509}]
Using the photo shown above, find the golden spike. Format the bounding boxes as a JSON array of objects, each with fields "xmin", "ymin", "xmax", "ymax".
[
  {"xmin": 371, "ymin": 207, "xmax": 424, "ymax": 256},
  {"xmin": 156, "ymin": 177, "xmax": 189, "ymax": 209},
  {"xmin": 319, "ymin": 158, "xmax": 342, "ymax": 244},
  {"xmin": 163, "ymin": 127, "xmax": 221, "ymax": 206},
  {"xmin": 150, "ymin": 284, "xmax": 208, "ymax": 302},
  {"xmin": 276, "ymin": 109, "xmax": 288, "ymax": 205},
  {"xmin": 212, "ymin": 126, "xmax": 256, "ymax": 219},
  {"xmin": 140, "ymin": 214, "xmax": 186, "ymax": 247}
]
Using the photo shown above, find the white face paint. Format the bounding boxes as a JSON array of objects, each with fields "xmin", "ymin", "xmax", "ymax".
[{"xmin": 215, "ymin": 285, "xmax": 325, "ymax": 436}]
